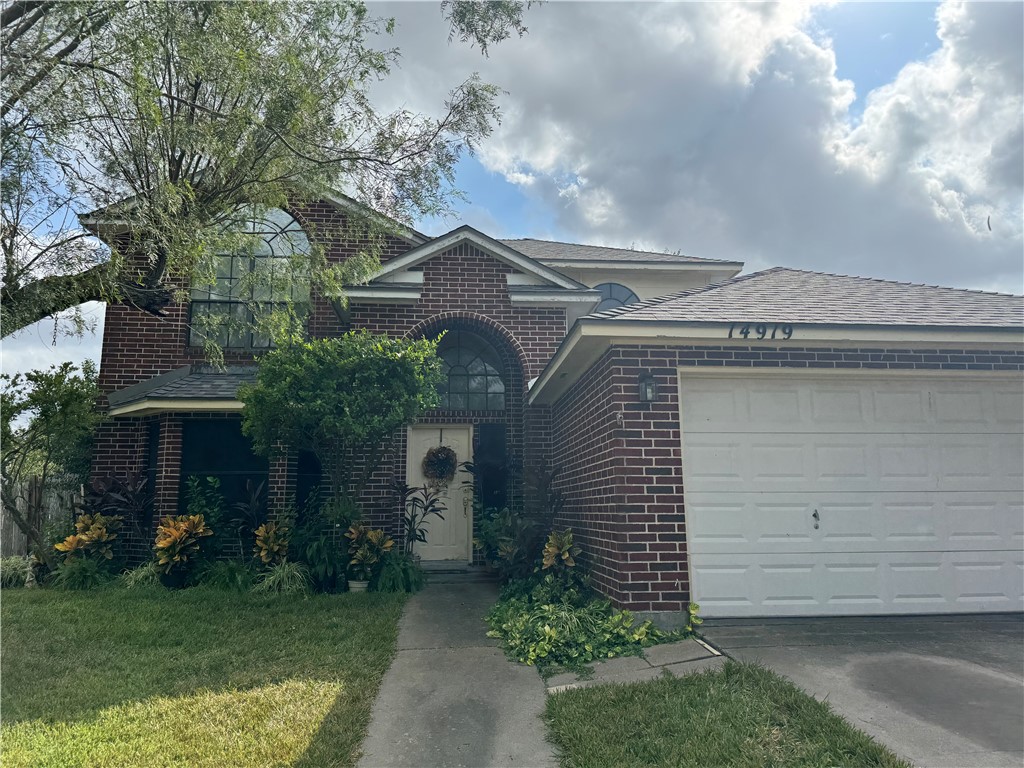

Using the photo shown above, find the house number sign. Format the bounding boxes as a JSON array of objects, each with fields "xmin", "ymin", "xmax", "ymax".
[{"xmin": 727, "ymin": 323, "xmax": 794, "ymax": 340}]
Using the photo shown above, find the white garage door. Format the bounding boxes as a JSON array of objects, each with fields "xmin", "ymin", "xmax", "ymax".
[{"xmin": 680, "ymin": 373, "xmax": 1024, "ymax": 618}]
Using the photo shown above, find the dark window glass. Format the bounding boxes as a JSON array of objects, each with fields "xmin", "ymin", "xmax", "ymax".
[
  {"xmin": 594, "ymin": 282, "xmax": 639, "ymax": 312},
  {"xmin": 476, "ymin": 424, "xmax": 508, "ymax": 510},
  {"xmin": 436, "ymin": 330, "xmax": 505, "ymax": 411},
  {"xmin": 179, "ymin": 419, "xmax": 268, "ymax": 511}
]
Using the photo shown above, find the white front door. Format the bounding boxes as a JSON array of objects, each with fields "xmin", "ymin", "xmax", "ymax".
[
  {"xmin": 406, "ymin": 425, "xmax": 473, "ymax": 562},
  {"xmin": 680, "ymin": 373, "xmax": 1024, "ymax": 618}
]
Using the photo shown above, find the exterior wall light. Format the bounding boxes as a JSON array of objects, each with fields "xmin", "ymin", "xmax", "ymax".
[{"xmin": 638, "ymin": 373, "xmax": 658, "ymax": 402}]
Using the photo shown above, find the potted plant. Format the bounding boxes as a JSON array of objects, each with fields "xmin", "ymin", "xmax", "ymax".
[
  {"xmin": 344, "ymin": 524, "xmax": 394, "ymax": 592},
  {"xmin": 154, "ymin": 514, "xmax": 213, "ymax": 588},
  {"xmin": 394, "ymin": 482, "xmax": 446, "ymax": 562}
]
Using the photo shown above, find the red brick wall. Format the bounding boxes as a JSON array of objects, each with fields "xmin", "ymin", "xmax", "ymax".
[
  {"xmin": 551, "ymin": 343, "xmax": 1024, "ymax": 613},
  {"xmin": 94, "ymin": 210, "xmax": 568, "ymax": 550}
]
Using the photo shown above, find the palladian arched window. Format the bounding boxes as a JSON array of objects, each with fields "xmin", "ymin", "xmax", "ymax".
[
  {"xmin": 189, "ymin": 208, "xmax": 311, "ymax": 348},
  {"xmin": 437, "ymin": 330, "xmax": 505, "ymax": 410},
  {"xmin": 594, "ymin": 282, "xmax": 639, "ymax": 312}
]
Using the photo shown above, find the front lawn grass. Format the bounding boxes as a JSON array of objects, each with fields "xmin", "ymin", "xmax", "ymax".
[
  {"xmin": 545, "ymin": 660, "xmax": 911, "ymax": 768},
  {"xmin": 1, "ymin": 586, "xmax": 406, "ymax": 767}
]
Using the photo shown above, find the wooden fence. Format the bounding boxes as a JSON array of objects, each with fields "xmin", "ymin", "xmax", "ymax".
[{"xmin": 0, "ymin": 477, "xmax": 80, "ymax": 558}]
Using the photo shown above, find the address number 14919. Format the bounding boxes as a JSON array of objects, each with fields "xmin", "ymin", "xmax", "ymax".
[{"xmin": 727, "ymin": 323, "xmax": 794, "ymax": 340}]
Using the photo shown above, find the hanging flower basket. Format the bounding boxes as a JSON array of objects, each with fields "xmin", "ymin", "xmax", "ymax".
[{"xmin": 422, "ymin": 445, "xmax": 457, "ymax": 486}]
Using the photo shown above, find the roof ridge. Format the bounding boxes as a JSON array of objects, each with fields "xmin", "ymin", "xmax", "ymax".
[{"xmin": 767, "ymin": 266, "xmax": 1023, "ymax": 299}]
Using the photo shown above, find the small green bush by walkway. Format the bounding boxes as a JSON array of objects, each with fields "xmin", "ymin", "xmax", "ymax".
[
  {"xmin": 1, "ymin": 587, "xmax": 406, "ymax": 767},
  {"xmin": 545, "ymin": 660, "xmax": 911, "ymax": 768}
]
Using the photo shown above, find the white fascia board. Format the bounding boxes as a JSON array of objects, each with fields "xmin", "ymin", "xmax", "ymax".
[
  {"xmin": 372, "ymin": 228, "xmax": 584, "ymax": 290},
  {"xmin": 584, "ymin": 321, "xmax": 1024, "ymax": 345},
  {"xmin": 528, "ymin": 320, "xmax": 1023, "ymax": 406},
  {"xmin": 509, "ymin": 290, "xmax": 602, "ymax": 305},
  {"xmin": 344, "ymin": 285, "xmax": 420, "ymax": 304},
  {"xmin": 109, "ymin": 399, "xmax": 244, "ymax": 417},
  {"xmin": 538, "ymin": 259, "xmax": 744, "ymax": 272}
]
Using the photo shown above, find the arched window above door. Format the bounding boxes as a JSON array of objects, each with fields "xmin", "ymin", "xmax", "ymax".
[{"xmin": 436, "ymin": 329, "xmax": 505, "ymax": 410}]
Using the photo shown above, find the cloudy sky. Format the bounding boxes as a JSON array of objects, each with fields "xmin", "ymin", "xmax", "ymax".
[{"xmin": 3, "ymin": 0, "xmax": 1022, "ymax": 377}]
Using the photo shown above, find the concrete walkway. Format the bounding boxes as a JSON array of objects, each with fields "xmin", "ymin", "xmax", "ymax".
[{"xmin": 358, "ymin": 582, "xmax": 557, "ymax": 768}]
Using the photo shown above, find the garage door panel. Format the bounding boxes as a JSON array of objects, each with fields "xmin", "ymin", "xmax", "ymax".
[
  {"xmin": 683, "ymin": 433, "xmax": 1021, "ymax": 492},
  {"xmin": 686, "ymin": 491, "xmax": 1019, "ymax": 554},
  {"xmin": 682, "ymin": 378, "xmax": 1022, "ymax": 435},
  {"xmin": 692, "ymin": 551, "xmax": 1024, "ymax": 617}
]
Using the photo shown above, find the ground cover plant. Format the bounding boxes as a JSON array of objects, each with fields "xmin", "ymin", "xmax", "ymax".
[
  {"xmin": 485, "ymin": 530, "xmax": 692, "ymax": 675},
  {"xmin": 1, "ymin": 587, "xmax": 405, "ymax": 767},
  {"xmin": 544, "ymin": 661, "xmax": 912, "ymax": 768}
]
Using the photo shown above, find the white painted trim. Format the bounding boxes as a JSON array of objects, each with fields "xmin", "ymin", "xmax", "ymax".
[
  {"xmin": 109, "ymin": 399, "xmax": 244, "ymax": 417},
  {"xmin": 377, "ymin": 271, "xmax": 424, "ymax": 284},
  {"xmin": 583, "ymin": 321, "xmax": 1024, "ymax": 345},
  {"xmin": 509, "ymin": 291, "xmax": 601, "ymax": 304},
  {"xmin": 538, "ymin": 260, "xmax": 743, "ymax": 272},
  {"xmin": 370, "ymin": 227, "xmax": 585, "ymax": 290},
  {"xmin": 345, "ymin": 286, "xmax": 420, "ymax": 303}
]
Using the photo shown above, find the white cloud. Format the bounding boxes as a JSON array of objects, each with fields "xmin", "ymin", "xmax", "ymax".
[
  {"xmin": 1, "ymin": 303, "xmax": 105, "ymax": 377},
  {"xmin": 380, "ymin": 0, "xmax": 1023, "ymax": 293}
]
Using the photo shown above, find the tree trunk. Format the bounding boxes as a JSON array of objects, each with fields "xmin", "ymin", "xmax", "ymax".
[{"xmin": 1, "ymin": 262, "xmax": 174, "ymax": 337}]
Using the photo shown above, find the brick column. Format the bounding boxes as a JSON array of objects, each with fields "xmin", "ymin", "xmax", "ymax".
[
  {"xmin": 152, "ymin": 415, "xmax": 183, "ymax": 519},
  {"xmin": 267, "ymin": 446, "xmax": 296, "ymax": 517}
]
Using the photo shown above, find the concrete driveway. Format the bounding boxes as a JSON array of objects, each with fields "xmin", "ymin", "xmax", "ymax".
[{"xmin": 702, "ymin": 614, "xmax": 1024, "ymax": 768}]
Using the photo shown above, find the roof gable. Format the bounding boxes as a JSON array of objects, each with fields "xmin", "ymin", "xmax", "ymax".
[{"xmin": 367, "ymin": 226, "xmax": 588, "ymax": 290}]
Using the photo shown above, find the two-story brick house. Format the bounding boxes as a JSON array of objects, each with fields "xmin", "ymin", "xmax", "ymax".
[{"xmin": 90, "ymin": 195, "xmax": 1024, "ymax": 620}]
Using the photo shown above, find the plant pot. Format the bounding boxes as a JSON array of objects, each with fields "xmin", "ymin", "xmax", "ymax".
[
  {"xmin": 348, "ymin": 579, "xmax": 369, "ymax": 593},
  {"xmin": 159, "ymin": 570, "xmax": 187, "ymax": 589}
]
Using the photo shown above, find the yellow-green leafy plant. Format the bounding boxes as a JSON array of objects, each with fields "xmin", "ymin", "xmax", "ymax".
[
  {"xmin": 254, "ymin": 521, "xmax": 289, "ymax": 565},
  {"xmin": 345, "ymin": 524, "xmax": 394, "ymax": 581},
  {"xmin": 54, "ymin": 512, "xmax": 123, "ymax": 563},
  {"xmin": 154, "ymin": 514, "xmax": 213, "ymax": 574},
  {"xmin": 542, "ymin": 529, "xmax": 581, "ymax": 571}
]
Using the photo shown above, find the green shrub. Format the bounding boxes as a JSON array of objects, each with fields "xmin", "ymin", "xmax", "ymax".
[
  {"xmin": 252, "ymin": 560, "xmax": 311, "ymax": 595},
  {"xmin": 486, "ymin": 596, "xmax": 675, "ymax": 673},
  {"xmin": 374, "ymin": 552, "xmax": 425, "ymax": 593},
  {"xmin": 299, "ymin": 534, "xmax": 346, "ymax": 593},
  {"xmin": 51, "ymin": 558, "xmax": 113, "ymax": 591},
  {"xmin": 119, "ymin": 562, "xmax": 161, "ymax": 589},
  {"xmin": 196, "ymin": 560, "xmax": 254, "ymax": 591},
  {"xmin": 0, "ymin": 556, "xmax": 32, "ymax": 588}
]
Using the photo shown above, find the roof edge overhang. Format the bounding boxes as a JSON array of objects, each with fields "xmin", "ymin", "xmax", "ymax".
[
  {"xmin": 537, "ymin": 259, "xmax": 744, "ymax": 272},
  {"xmin": 528, "ymin": 320, "xmax": 1024, "ymax": 406},
  {"xmin": 358, "ymin": 226, "xmax": 588, "ymax": 292},
  {"xmin": 108, "ymin": 398, "xmax": 244, "ymax": 418}
]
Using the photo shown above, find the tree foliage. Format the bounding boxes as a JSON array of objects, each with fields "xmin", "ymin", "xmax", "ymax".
[
  {"xmin": 0, "ymin": 360, "xmax": 104, "ymax": 566},
  {"xmin": 1, "ymin": 0, "xmax": 531, "ymax": 339},
  {"xmin": 239, "ymin": 332, "xmax": 444, "ymax": 500}
]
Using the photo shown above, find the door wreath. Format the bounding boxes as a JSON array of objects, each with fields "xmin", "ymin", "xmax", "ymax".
[{"xmin": 422, "ymin": 445, "xmax": 457, "ymax": 486}]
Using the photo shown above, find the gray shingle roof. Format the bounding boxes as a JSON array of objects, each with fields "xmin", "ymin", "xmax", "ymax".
[
  {"xmin": 107, "ymin": 365, "xmax": 257, "ymax": 408},
  {"xmin": 500, "ymin": 238, "xmax": 737, "ymax": 265},
  {"xmin": 588, "ymin": 268, "xmax": 1024, "ymax": 328}
]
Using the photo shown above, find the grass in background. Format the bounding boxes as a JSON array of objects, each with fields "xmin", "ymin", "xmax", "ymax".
[
  {"xmin": 545, "ymin": 660, "xmax": 911, "ymax": 768},
  {"xmin": 1, "ymin": 587, "xmax": 405, "ymax": 767}
]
